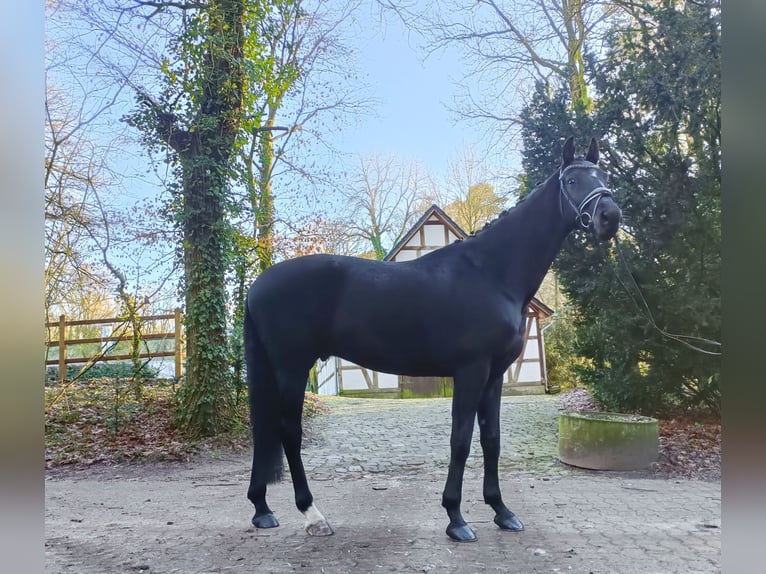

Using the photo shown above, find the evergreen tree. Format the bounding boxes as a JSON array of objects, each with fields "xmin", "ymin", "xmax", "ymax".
[{"xmin": 520, "ymin": 0, "xmax": 720, "ymax": 415}]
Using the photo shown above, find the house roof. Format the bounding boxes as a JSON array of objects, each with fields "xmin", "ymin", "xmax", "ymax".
[
  {"xmin": 383, "ymin": 204, "xmax": 467, "ymax": 262},
  {"xmin": 384, "ymin": 203, "xmax": 555, "ymax": 317},
  {"xmin": 528, "ymin": 297, "xmax": 554, "ymax": 318}
]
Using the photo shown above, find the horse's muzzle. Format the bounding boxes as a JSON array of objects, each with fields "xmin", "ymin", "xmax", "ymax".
[{"xmin": 593, "ymin": 200, "xmax": 622, "ymax": 240}]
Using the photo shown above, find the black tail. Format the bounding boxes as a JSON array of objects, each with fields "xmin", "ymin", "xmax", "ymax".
[{"xmin": 244, "ymin": 303, "xmax": 284, "ymax": 485}]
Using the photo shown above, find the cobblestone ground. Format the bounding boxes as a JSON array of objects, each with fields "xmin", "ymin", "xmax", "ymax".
[
  {"xmin": 304, "ymin": 396, "xmax": 566, "ymax": 482},
  {"xmin": 46, "ymin": 396, "xmax": 721, "ymax": 573}
]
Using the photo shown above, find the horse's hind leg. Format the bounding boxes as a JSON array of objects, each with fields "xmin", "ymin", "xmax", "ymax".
[
  {"xmin": 245, "ymin": 311, "xmax": 282, "ymax": 529},
  {"xmin": 247, "ymin": 426, "xmax": 280, "ymax": 528},
  {"xmin": 278, "ymin": 368, "xmax": 333, "ymax": 536},
  {"xmin": 477, "ymin": 377, "xmax": 523, "ymax": 532}
]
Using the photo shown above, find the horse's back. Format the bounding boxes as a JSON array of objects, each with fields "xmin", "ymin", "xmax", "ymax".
[
  {"xmin": 246, "ymin": 250, "xmax": 522, "ymax": 376},
  {"xmin": 249, "ymin": 253, "xmax": 345, "ymax": 294}
]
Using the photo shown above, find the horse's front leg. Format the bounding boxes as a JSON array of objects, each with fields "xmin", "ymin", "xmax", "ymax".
[
  {"xmin": 478, "ymin": 377, "xmax": 524, "ymax": 532},
  {"xmin": 442, "ymin": 363, "xmax": 488, "ymax": 542}
]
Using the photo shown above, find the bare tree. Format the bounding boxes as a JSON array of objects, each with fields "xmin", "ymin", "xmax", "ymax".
[
  {"xmin": 236, "ymin": 0, "xmax": 369, "ymax": 273},
  {"xmin": 423, "ymin": 147, "xmax": 509, "ymax": 233},
  {"xmin": 222, "ymin": 0, "xmax": 369, "ymax": 395},
  {"xmin": 45, "ymin": 0, "xmax": 182, "ymax": 386},
  {"xmin": 340, "ymin": 153, "xmax": 432, "ymax": 259},
  {"xmin": 272, "ymin": 214, "xmax": 367, "ymax": 258},
  {"xmin": 44, "ymin": 83, "xmax": 100, "ymax": 321},
  {"xmin": 379, "ymin": 0, "xmax": 624, "ymax": 149}
]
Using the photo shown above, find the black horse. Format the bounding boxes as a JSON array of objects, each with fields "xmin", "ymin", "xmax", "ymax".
[{"xmin": 244, "ymin": 137, "xmax": 621, "ymax": 542}]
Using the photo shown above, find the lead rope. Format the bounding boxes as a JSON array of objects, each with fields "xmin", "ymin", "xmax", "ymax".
[
  {"xmin": 604, "ymin": 236, "xmax": 722, "ymax": 356},
  {"xmin": 559, "ymin": 165, "xmax": 720, "ymax": 355}
]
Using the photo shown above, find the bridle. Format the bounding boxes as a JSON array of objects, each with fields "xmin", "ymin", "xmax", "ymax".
[{"xmin": 559, "ymin": 163, "xmax": 613, "ymax": 229}]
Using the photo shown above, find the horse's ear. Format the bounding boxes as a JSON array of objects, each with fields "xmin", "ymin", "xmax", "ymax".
[
  {"xmin": 586, "ymin": 138, "xmax": 599, "ymax": 164},
  {"xmin": 563, "ymin": 137, "xmax": 575, "ymax": 165}
]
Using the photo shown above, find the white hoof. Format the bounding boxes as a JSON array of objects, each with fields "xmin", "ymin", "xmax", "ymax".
[{"xmin": 303, "ymin": 504, "xmax": 334, "ymax": 536}]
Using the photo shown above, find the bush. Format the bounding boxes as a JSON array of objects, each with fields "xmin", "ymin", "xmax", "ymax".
[
  {"xmin": 543, "ymin": 306, "xmax": 584, "ymax": 392},
  {"xmin": 46, "ymin": 361, "xmax": 161, "ymax": 382}
]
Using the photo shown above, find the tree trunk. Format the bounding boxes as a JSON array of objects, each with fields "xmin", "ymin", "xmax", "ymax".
[
  {"xmin": 179, "ymin": 153, "xmax": 234, "ymax": 436},
  {"xmin": 564, "ymin": 0, "xmax": 592, "ymax": 113},
  {"xmin": 174, "ymin": 0, "xmax": 246, "ymax": 437},
  {"xmin": 255, "ymin": 118, "xmax": 275, "ymax": 274},
  {"xmin": 371, "ymin": 232, "xmax": 386, "ymax": 260}
]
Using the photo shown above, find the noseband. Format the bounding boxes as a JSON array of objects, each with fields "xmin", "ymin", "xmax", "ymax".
[{"xmin": 559, "ymin": 164, "xmax": 613, "ymax": 229}]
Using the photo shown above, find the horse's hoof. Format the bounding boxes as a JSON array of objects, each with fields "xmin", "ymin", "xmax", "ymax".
[
  {"xmin": 494, "ymin": 511, "xmax": 524, "ymax": 532},
  {"xmin": 306, "ymin": 520, "xmax": 334, "ymax": 536},
  {"xmin": 446, "ymin": 522, "xmax": 477, "ymax": 542},
  {"xmin": 252, "ymin": 512, "xmax": 279, "ymax": 529}
]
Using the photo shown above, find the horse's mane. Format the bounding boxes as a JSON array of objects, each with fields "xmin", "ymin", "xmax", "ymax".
[
  {"xmin": 453, "ymin": 195, "xmax": 528, "ymax": 243},
  {"xmin": 455, "ymin": 170, "xmax": 554, "ymax": 241},
  {"xmin": 452, "ymin": 202, "xmax": 520, "ymax": 242},
  {"xmin": 456, "ymin": 158, "xmax": 593, "ymax": 241}
]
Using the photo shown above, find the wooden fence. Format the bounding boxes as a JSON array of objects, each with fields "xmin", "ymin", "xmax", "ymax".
[{"xmin": 45, "ymin": 310, "xmax": 184, "ymax": 384}]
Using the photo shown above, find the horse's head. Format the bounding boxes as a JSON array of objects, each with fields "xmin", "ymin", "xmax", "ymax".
[{"xmin": 559, "ymin": 137, "xmax": 622, "ymax": 241}]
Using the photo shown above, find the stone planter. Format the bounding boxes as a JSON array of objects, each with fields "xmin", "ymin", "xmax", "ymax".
[{"xmin": 558, "ymin": 411, "xmax": 659, "ymax": 471}]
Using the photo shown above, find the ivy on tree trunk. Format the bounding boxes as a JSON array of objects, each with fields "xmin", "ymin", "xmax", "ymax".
[
  {"xmin": 177, "ymin": 0, "xmax": 246, "ymax": 437},
  {"xmin": 128, "ymin": 0, "xmax": 249, "ymax": 437}
]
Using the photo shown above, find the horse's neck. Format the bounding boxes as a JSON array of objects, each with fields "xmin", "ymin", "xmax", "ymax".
[{"xmin": 469, "ymin": 176, "xmax": 572, "ymax": 301}]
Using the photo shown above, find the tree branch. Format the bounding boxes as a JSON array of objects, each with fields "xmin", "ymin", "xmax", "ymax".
[{"xmin": 132, "ymin": 0, "xmax": 206, "ymax": 19}]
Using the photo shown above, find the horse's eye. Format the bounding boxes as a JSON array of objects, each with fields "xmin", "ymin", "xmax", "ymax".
[{"xmin": 568, "ymin": 178, "xmax": 576, "ymax": 185}]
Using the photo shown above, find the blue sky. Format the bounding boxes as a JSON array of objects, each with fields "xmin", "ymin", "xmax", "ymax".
[
  {"xmin": 334, "ymin": 15, "xmax": 485, "ymax": 178},
  {"xmin": 41, "ymin": 0, "xmax": 538, "ymax": 315},
  {"xmin": 45, "ymin": 1, "xmax": 520, "ymax": 301}
]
